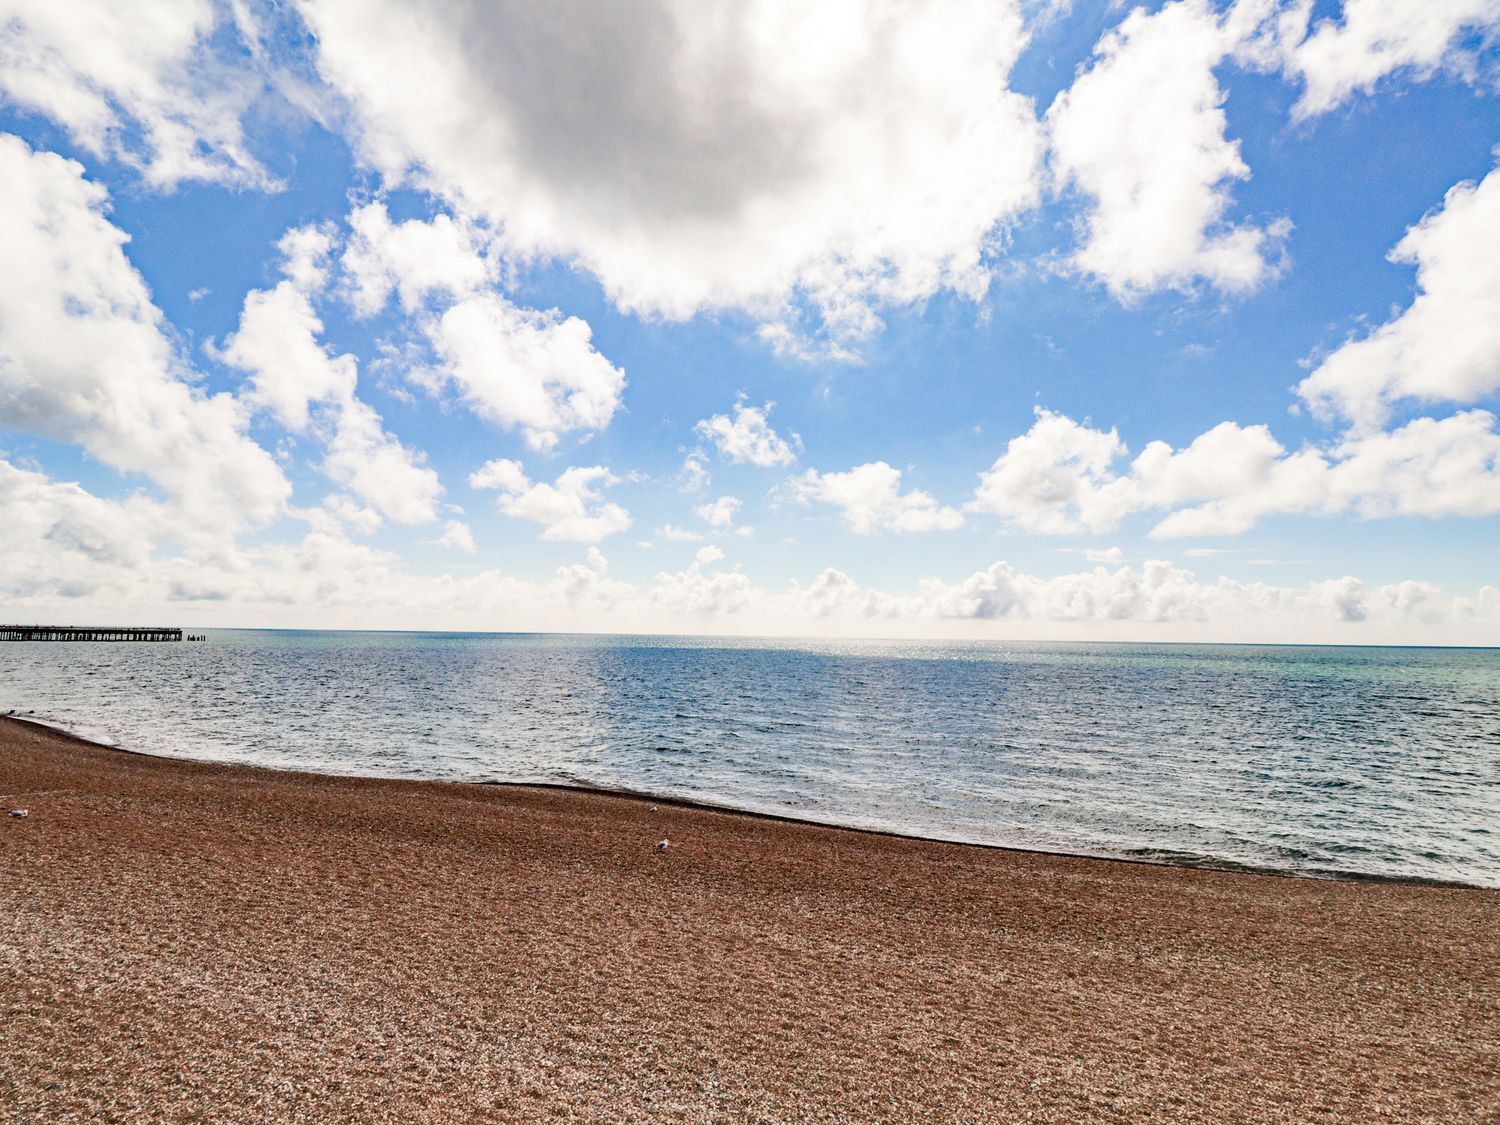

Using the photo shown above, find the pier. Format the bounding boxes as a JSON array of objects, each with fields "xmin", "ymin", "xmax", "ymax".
[{"xmin": 1, "ymin": 625, "xmax": 185, "ymax": 643}]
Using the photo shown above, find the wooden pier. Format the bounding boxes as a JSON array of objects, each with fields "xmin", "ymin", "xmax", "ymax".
[{"xmin": 1, "ymin": 625, "xmax": 184, "ymax": 643}]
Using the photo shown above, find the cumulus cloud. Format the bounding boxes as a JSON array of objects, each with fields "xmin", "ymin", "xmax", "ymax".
[
  {"xmin": 1283, "ymin": 0, "xmax": 1500, "ymax": 119},
  {"xmin": 341, "ymin": 201, "xmax": 492, "ymax": 316},
  {"xmin": 219, "ymin": 235, "xmax": 352, "ymax": 433},
  {"xmin": 2, "ymin": 450, "xmax": 1494, "ymax": 641},
  {"xmin": 1046, "ymin": 0, "xmax": 1289, "ymax": 298},
  {"xmin": 469, "ymin": 459, "xmax": 631, "ymax": 542},
  {"xmin": 773, "ymin": 556, "xmax": 1500, "ymax": 640},
  {"xmin": 297, "ymin": 0, "xmax": 1043, "ymax": 350},
  {"xmin": 428, "ymin": 295, "xmax": 626, "ymax": 452},
  {"xmin": 331, "ymin": 205, "xmax": 626, "ymax": 452},
  {"xmin": 0, "ymin": 0, "xmax": 273, "ymax": 187},
  {"xmin": 896, "ymin": 558, "xmax": 1475, "ymax": 633},
  {"xmin": 0, "ymin": 459, "xmax": 162, "ymax": 601},
  {"xmin": 695, "ymin": 398, "xmax": 798, "ymax": 467},
  {"xmin": 971, "ymin": 407, "xmax": 1500, "ymax": 537},
  {"xmin": 1296, "ymin": 163, "xmax": 1500, "ymax": 428},
  {"xmin": 321, "ymin": 397, "xmax": 443, "ymax": 525},
  {"xmin": 791, "ymin": 462, "xmax": 964, "ymax": 535},
  {"xmin": 969, "ymin": 410, "xmax": 1130, "ymax": 533},
  {"xmin": 796, "ymin": 567, "xmax": 904, "ymax": 619},
  {"xmin": 219, "ymin": 222, "xmax": 442, "ymax": 526},
  {"xmin": 0, "ymin": 134, "xmax": 288, "ymax": 529},
  {"xmin": 317, "ymin": 495, "xmax": 382, "ymax": 537},
  {"xmin": 651, "ymin": 546, "xmax": 753, "ymax": 615},
  {"xmin": 696, "ymin": 496, "xmax": 742, "ymax": 530},
  {"xmin": 678, "ymin": 450, "xmax": 711, "ymax": 493},
  {"xmin": 435, "ymin": 519, "xmax": 476, "ymax": 554},
  {"xmin": 1044, "ymin": 0, "xmax": 1500, "ymax": 299}
]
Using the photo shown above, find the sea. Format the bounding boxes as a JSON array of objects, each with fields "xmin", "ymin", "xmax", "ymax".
[{"xmin": 3, "ymin": 631, "xmax": 1497, "ymax": 888}]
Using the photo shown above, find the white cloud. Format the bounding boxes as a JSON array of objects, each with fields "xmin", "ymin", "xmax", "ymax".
[
  {"xmin": 277, "ymin": 223, "xmax": 339, "ymax": 295},
  {"xmin": 792, "ymin": 462, "xmax": 964, "ymax": 535},
  {"xmin": 652, "ymin": 547, "xmax": 753, "ymax": 615},
  {"xmin": 968, "ymin": 409, "xmax": 1130, "ymax": 533},
  {"xmin": 3, "ymin": 451, "xmax": 1495, "ymax": 642},
  {"xmin": 1296, "ymin": 163, "xmax": 1500, "ymax": 428},
  {"xmin": 1058, "ymin": 545, "xmax": 1125, "ymax": 563},
  {"xmin": 0, "ymin": 0, "xmax": 273, "ymax": 188},
  {"xmin": 696, "ymin": 495, "xmax": 742, "ymax": 530},
  {"xmin": 322, "ymin": 397, "xmax": 443, "ymax": 525},
  {"xmin": 658, "ymin": 524, "xmax": 703, "ymax": 542},
  {"xmin": 1121, "ymin": 419, "xmax": 1325, "ymax": 537},
  {"xmin": 907, "ymin": 557, "xmax": 1475, "ymax": 632},
  {"xmin": 971, "ymin": 407, "xmax": 1500, "ymax": 537},
  {"xmin": 695, "ymin": 398, "xmax": 798, "ymax": 467},
  {"xmin": 219, "ymin": 222, "xmax": 441, "ymax": 526},
  {"xmin": 219, "ymin": 279, "xmax": 355, "ymax": 432},
  {"xmin": 331, "ymin": 205, "xmax": 626, "ymax": 451},
  {"xmin": 468, "ymin": 459, "xmax": 529, "ymax": 494},
  {"xmin": 920, "ymin": 560, "xmax": 1168, "ymax": 622},
  {"xmin": 776, "ymin": 556, "xmax": 1500, "ymax": 640},
  {"xmin": 435, "ymin": 520, "xmax": 476, "ymax": 554},
  {"xmin": 1047, "ymin": 0, "xmax": 1288, "ymax": 297},
  {"xmin": 1320, "ymin": 410, "xmax": 1500, "ymax": 519},
  {"xmin": 297, "ymin": 0, "xmax": 1043, "ymax": 349},
  {"xmin": 319, "ymin": 495, "xmax": 382, "ymax": 536},
  {"xmin": 428, "ymin": 294, "xmax": 626, "ymax": 452},
  {"xmin": 1283, "ymin": 0, "xmax": 1500, "ymax": 119},
  {"xmin": 794, "ymin": 568, "xmax": 904, "ymax": 619},
  {"xmin": 0, "ymin": 134, "xmax": 288, "ymax": 529},
  {"xmin": 0, "ymin": 458, "xmax": 162, "ymax": 600},
  {"xmin": 469, "ymin": 459, "xmax": 631, "ymax": 543},
  {"xmin": 341, "ymin": 201, "xmax": 492, "ymax": 316},
  {"xmin": 678, "ymin": 450, "xmax": 711, "ymax": 493}
]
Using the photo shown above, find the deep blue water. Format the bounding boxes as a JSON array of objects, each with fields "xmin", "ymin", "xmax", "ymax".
[{"xmin": 3, "ymin": 631, "xmax": 1497, "ymax": 886}]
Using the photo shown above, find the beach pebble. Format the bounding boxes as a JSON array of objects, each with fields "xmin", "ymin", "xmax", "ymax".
[
  {"xmin": 9, "ymin": 809, "xmax": 27, "ymax": 818},
  {"xmin": 654, "ymin": 839, "xmax": 669, "ymax": 851}
]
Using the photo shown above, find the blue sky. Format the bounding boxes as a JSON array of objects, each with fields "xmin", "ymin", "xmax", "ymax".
[{"xmin": 1, "ymin": 0, "xmax": 1498, "ymax": 641}]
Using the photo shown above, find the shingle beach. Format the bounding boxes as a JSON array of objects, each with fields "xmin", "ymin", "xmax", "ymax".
[{"xmin": 2, "ymin": 716, "xmax": 1495, "ymax": 1122}]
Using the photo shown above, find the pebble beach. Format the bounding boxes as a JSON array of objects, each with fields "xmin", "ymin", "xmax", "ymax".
[{"xmin": 2, "ymin": 715, "xmax": 1496, "ymax": 1121}]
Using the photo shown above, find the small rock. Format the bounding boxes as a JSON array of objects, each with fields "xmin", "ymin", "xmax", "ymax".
[
  {"xmin": 9, "ymin": 809, "xmax": 27, "ymax": 818},
  {"xmin": 648, "ymin": 805, "xmax": 658, "ymax": 812},
  {"xmin": 654, "ymin": 839, "xmax": 669, "ymax": 851}
]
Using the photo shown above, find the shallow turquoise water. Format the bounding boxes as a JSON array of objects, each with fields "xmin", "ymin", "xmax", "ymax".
[{"xmin": 4, "ymin": 632, "xmax": 1497, "ymax": 886}]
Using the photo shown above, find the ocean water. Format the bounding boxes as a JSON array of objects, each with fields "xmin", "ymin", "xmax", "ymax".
[{"xmin": 3, "ymin": 631, "xmax": 1497, "ymax": 887}]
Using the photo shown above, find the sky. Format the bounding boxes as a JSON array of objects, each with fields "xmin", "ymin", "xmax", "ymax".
[{"xmin": 0, "ymin": 0, "xmax": 1498, "ymax": 643}]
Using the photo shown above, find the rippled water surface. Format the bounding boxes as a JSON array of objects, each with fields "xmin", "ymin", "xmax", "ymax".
[{"xmin": 4, "ymin": 632, "xmax": 1497, "ymax": 886}]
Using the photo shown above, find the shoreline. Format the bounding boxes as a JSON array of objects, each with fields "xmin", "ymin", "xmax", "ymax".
[
  {"xmin": 3, "ymin": 712, "xmax": 1497, "ymax": 1120},
  {"xmin": 4, "ymin": 711, "xmax": 1485, "ymax": 891}
]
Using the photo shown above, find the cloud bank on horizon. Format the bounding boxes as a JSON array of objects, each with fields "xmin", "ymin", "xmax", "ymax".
[{"xmin": 0, "ymin": 0, "xmax": 1497, "ymax": 642}]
